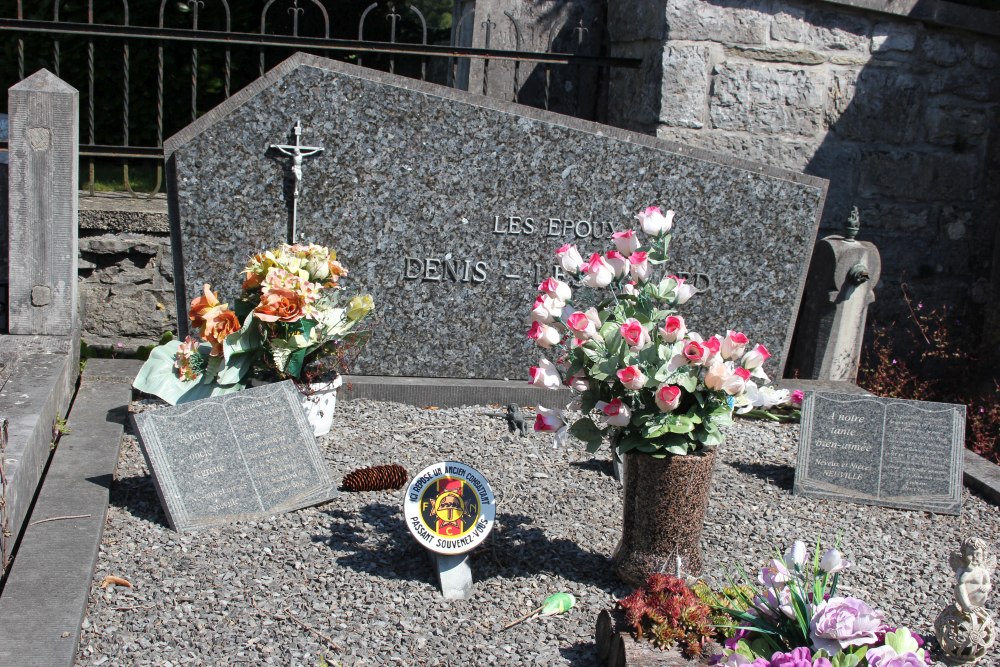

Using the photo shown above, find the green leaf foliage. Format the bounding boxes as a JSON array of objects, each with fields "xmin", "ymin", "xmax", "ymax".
[
  {"xmin": 132, "ymin": 340, "xmax": 244, "ymax": 405},
  {"xmin": 570, "ymin": 417, "xmax": 605, "ymax": 453}
]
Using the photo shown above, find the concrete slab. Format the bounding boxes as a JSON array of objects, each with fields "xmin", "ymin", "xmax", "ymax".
[
  {"xmin": 0, "ymin": 359, "xmax": 139, "ymax": 667},
  {"xmin": 0, "ymin": 334, "xmax": 79, "ymax": 571},
  {"xmin": 341, "ymin": 374, "xmax": 570, "ymax": 409},
  {"xmin": 964, "ymin": 449, "xmax": 1000, "ymax": 507}
]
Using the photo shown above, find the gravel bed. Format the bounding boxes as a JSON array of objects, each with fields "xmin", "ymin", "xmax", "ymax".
[{"xmin": 76, "ymin": 399, "xmax": 1000, "ymax": 667}]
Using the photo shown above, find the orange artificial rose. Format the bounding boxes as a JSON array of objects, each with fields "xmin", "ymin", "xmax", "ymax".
[
  {"xmin": 202, "ymin": 308, "xmax": 240, "ymax": 357},
  {"xmin": 189, "ymin": 284, "xmax": 223, "ymax": 330},
  {"xmin": 253, "ymin": 288, "xmax": 304, "ymax": 323}
]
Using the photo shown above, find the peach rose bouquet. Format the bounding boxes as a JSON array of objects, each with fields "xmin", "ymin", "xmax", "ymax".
[{"xmin": 134, "ymin": 243, "xmax": 373, "ymax": 405}]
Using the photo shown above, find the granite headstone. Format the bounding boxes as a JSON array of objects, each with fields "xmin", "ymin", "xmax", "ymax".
[
  {"xmin": 794, "ymin": 392, "xmax": 966, "ymax": 514},
  {"xmin": 166, "ymin": 52, "xmax": 827, "ymax": 380},
  {"xmin": 132, "ymin": 381, "xmax": 336, "ymax": 532}
]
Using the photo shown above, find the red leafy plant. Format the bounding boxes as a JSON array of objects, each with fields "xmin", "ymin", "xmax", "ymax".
[{"xmin": 617, "ymin": 573, "xmax": 715, "ymax": 657}]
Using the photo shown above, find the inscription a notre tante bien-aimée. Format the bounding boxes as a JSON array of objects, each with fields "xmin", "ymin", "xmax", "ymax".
[{"xmin": 399, "ymin": 214, "xmax": 713, "ymax": 291}]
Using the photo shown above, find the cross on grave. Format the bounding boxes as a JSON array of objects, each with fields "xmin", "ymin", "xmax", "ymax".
[{"xmin": 268, "ymin": 120, "xmax": 324, "ymax": 243}]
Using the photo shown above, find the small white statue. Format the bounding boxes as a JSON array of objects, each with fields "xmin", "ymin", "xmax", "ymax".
[{"xmin": 935, "ymin": 537, "xmax": 997, "ymax": 664}]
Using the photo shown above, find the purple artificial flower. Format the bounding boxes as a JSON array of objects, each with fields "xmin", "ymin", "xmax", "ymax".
[
  {"xmin": 769, "ymin": 647, "xmax": 833, "ymax": 667},
  {"xmin": 809, "ymin": 597, "xmax": 884, "ymax": 655},
  {"xmin": 866, "ymin": 650, "xmax": 926, "ymax": 667}
]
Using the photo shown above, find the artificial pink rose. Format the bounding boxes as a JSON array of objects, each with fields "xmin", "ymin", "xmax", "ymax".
[
  {"xmin": 659, "ymin": 315, "xmax": 686, "ymax": 343},
  {"xmin": 620, "ymin": 318, "xmax": 652, "ymax": 350},
  {"xmin": 605, "ymin": 250, "xmax": 630, "ymax": 279},
  {"xmin": 555, "ymin": 244, "xmax": 584, "ymax": 274},
  {"xmin": 566, "ymin": 374, "xmax": 590, "ymax": 393},
  {"xmin": 531, "ymin": 294, "xmax": 564, "ymax": 324},
  {"xmin": 791, "ymin": 389, "xmax": 805, "ymax": 406},
  {"xmin": 621, "ymin": 281, "xmax": 639, "ymax": 296},
  {"xmin": 581, "ymin": 253, "xmax": 614, "ymax": 288},
  {"xmin": 611, "ymin": 229, "xmax": 640, "ymax": 256},
  {"xmin": 635, "ymin": 206, "xmax": 674, "ymax": 237},
  {"xmin": 683, "ymin": 340, "xmax": 709, "ymax": 365},
  {"xmin": 705, "ymin": 363, "xmax": 750, "ymax": 396},
  {"xmin": 704, "ymin": 363, "xmax": 729, "ymax": 392},
  {"xmin": 703, "ymin": 335, "xmax": 722, "ymax": 366},
  {"xmin": 566, "ymin": 311, "xmax": 598, "ymax": 339},
  {"xmin": 628, "ymin": 251, "xmax": 651, "ymax": 282},
  {"xmin": 538, "ymin": 277, "xmax": 572, "ymax": 303},
  {"xmin": 666, "ymin": 275, "xmax": 697, "ymax": 304},
  {"xmin": 527, "ymin": 321, "xmax": 561, "ymax": 349},
  {"xmin": 596, "ymin": 399, "xmax": 631, "ymax": 427},
  {"xmin": 721, "ymin": 330, "xmax": 750, "ymax": 360},
  {"xmin": 743, "ymin": 343, "xmax": 771, "ymax": 370},
  {"xmin": 534, "ymin": 405, "xmax": 565, "ymax": 432},
  {"xmin": 528, "ymin": 358, "xmax": 562, "ymax": 389},
  {"xmin": 654, "ymin": 385, "xmax": 682, "ymax": 412},
  {"xmin": 809, "ymin": 597, "xmax": 884, "ymax": 656},
  {"xmin": 616, "ymin": 365, "xmax": 647, "ymax": 391}
]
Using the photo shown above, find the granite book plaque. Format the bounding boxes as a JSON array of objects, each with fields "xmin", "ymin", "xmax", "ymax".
[
  {"xmin": 132, "ymin": 381, "xmax": 336, "ymax": 532},
  {"xmin": 793, "ymin": 392, "xmax": 966, "ymax": 514},
  {"xmin": 165, "ymin": 52, "xmax": 827, "ymax": 380}
]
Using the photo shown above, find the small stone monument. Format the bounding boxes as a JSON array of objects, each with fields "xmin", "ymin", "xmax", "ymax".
[
  {"xmin": 934, "ymin": 537, "xmax": 997, "ymax": 664},
  {"xmin": 402, "ymin": 461, "xmax": 496, "ymax": 600}
]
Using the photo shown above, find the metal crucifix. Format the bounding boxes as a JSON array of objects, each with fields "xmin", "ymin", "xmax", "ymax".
[{"xmin": 269, "ymin": 120, "xmax": 324, "ymax": 243}]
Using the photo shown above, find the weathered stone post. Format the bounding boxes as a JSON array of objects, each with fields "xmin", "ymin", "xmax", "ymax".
[
  {"xmin": 790, "ymin": 208, "xmax": 881, "ymax": 382},
  {"xmin": 7, "ymin": 70, "xmax": 79, "ymax": 335}
]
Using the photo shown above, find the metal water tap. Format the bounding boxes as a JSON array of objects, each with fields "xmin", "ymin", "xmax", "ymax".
[{"xmin": 848, "ymin": 263, "xmax": 870, "ymax": 285}]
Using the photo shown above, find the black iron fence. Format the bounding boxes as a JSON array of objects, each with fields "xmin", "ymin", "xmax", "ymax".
[{"xmin": 0, "ymin": 0, "xmax": 640, "ymax": 196}]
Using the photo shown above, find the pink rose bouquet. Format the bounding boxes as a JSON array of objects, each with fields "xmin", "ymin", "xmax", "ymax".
[
  {"xmin": 526, "ymin": 206, "xmax": 786, "ymax": 456},
  {"xmin": 134, "ymin": 242, "xmax": 373, "ymax": 405}
]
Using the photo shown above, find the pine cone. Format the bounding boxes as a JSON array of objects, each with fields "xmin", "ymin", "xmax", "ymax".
[{"xmin": 341, "ymin": 464, "xmax": 409, "ymax": 492}]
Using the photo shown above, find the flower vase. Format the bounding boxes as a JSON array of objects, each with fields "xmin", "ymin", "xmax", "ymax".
[
  {"xmin": 611, "ymin": 448, "xmax": 716, "ymax": 585},
  {"xmin": 299, "ymin": 375, "xmax": 343, "ymax": 437}
]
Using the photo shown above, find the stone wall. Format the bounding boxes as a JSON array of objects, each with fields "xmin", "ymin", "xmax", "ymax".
[
  {"xmin": 77, "ymin": 194, "xmax": 176, "ymax": 351},
  {"xmin": 606, "ymin": 0, "xmax": 1000, "ymax": 336}
]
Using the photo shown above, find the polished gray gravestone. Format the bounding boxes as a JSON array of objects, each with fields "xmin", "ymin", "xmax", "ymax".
[
  {"xmin": 132, "ymin": 381, "xmax": 336, "ymax": 532},
  {"xmin": 794, "ymin": 392, "xmax": 966, "ymax": 514},
  {"xmin": 166, "ymin": 52, "xmax": 827, "ymax": 380}
]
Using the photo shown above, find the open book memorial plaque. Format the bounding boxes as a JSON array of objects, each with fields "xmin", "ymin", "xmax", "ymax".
[
  {"xmin": 793, "ymin": 392, "xmax": 965, "ymax": 515},
  {"xmin": 132, "ymin": 381, "xmax": 337, "ymax": 532}
]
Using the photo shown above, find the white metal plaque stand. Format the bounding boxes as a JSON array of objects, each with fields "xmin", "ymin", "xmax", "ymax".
[{"xmin": 403, "ymin": 461, "xmax": 496, "ymax": 601}]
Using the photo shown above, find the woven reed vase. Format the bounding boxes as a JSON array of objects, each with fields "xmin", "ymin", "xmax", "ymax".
[{"xmin": 611, "ymin": 448, "xmax": 717, "ymax": 585}]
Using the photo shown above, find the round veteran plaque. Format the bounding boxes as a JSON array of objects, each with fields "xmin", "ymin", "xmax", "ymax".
[{"xmin": 403, "ymin": 461, "xmax": 496, "ymax": 555}]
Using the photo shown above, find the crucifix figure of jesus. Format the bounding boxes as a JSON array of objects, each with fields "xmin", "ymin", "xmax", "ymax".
[{"xmin": 269, "ymin": 120, "xmax": 324, "ymax": 243}]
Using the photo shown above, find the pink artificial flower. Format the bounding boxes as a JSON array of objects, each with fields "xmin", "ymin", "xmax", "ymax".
[
  {"xmin": 704, "ymin": 335, "xmax": 722, "ymax": 365},
  {"xmin": 654, "ymin": 385, "xmax": 682, "ymax": 412},
  {"xmin": 566, "ymin": 311, "xmax": 598, "ymax": 339},
  {"xmin": 683, "ymin": 339, "xmax": 709, "ymax": 365},
  {"xmin": 538, "ymin": 277, "xmax": 572, "ymax": 303},
  {"xmin": 628, "ymin": 251, "xmax": 651, "ymax": 282},
  {"xmin": 581, "ymin": 253, "xmax": 615, "ymax": 288},
  {"xmin": 743, "ymin": 343, "xmax": 771, "ymax": 370},
  {"xmin": 555, "ymin": 244, "xmax": 584, "ymax": 274},
  {"xmin": 528, "ymin": 358, "xmax": 561, "ymax": 389},
  {"xmin": 527, "ymin": 321, "xmax": 561, "ymax": 349},
  {"xmin": 791, "ymin": 389, "xmax": 805, "ymax": 406},
  {"xmin": 809, "ymin": 597, "xmax": 884, "ymax": 656},
  {"xmin": 530, "ymin": 294, "xmax": 564, "ymax": 324},
  {"xmin": 721, "ymin": 330, "xmax": 750, "ymax": 360},
  {"xmin": 621, "ymin": 281, "xmax": 639, "ymax": 296},
  {"xmin": 534, "ymin": 405, "xmax": 565, "ymax": 432},
  {"xmin": 616, "ymin": 365, "xmax": 647, "ymax": 391},
  {"xmin": 620, "ymin": 318, "xmax": 652, "ymax": 350},
  {"xmin": 611, "ymin": 229, "xmax": 640, "ymax": 256},
  {"xmin": 635, "ymin": 206, "xmax": 674, "ymax": 237},
  {"xmin": 566, "ymin": 374, "xmax": 590, "ymax": 393},
  {"xmin": 605, "ymin": 250, "xmax": 630, "ymax": 279},
  {"xmin": 666, "ymin": 275, "xmax": 697, "ymax": 304},
  {"xmin": 659, "ymin": 315, "xmax": 687, "ymax": 343},
  {"xmin": 596, "ymin": 398, "xmax": 631, "ymax": 427}
]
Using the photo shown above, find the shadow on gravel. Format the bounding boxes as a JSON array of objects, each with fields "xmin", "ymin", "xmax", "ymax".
[
  {"xmin": 568, "ymin": 458, "xmax": 615, "ymax": 480},
  {"xmin": 315, "ymin": 504, "xmax": 435, "ymax": 584},
  {"xmin": 725, "ymin": 461, "xmax": 795, "ymax": 491},
  {"xmin": 558, "ymin": 641, "xmax": 601, "ymax": 666},
  {"xmin": 108, "ymin": 473, "xmax": 171, "ymax": 528},
  {"xmin": 475, "ymin": 513, "xmax": 621, "ymax": 592},
  {"xmin": 314, "ymin": 505, "xmax": 623, "ymax": 594}
]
